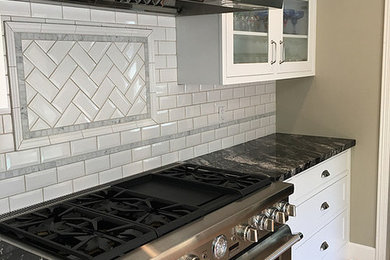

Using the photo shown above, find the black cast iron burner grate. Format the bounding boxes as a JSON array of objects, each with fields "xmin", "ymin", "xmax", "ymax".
[
  {"xmin": 156, "ymin": 163, "xmax": 272, "ymax": 196},
  {"xmin": 0, "ymin": 205, "xmax": 156, "ymax": 260},
  {"xmin": 67, "ymin": 187, "xmax": 203, "ymax": 236}
]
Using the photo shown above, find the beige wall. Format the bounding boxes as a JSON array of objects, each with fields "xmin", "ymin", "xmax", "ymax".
[{"xmin": 276, "ymin": 0, "xmax": 384, "ymax": 247}]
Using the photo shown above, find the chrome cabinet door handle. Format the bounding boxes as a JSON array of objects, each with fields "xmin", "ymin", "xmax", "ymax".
[
  {"xmin": 279, "ymin": 40, "xmax": 285, "ymax": 64},
  {"xmin": 320, "ymin": 202, "xmax": 330, "ymax": 211},
  {"xmin": 321, "ymin": 170, "xmax": 331, "ymax": 178},
  {"xmin": 271, "ymin": 40, "xmax": 277, "ymax": 65},
  {"xmin": 320, "ymin": 241, "xmax": 329, "ymax": 251}
]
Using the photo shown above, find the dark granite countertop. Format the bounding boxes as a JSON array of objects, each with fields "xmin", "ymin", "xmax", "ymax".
[{"xmin": 187, "ymin": 133, "xmax": 356, "ymax": 181}]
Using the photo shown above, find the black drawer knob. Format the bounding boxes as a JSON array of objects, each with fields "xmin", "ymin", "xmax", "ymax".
[
  {"xmin": 320, "ymin": 241, "xmax": 329, "ymax": 251},
  {"xmin": 321, "ymin": 170, "xmax": 331, "ymax": 178},
  {"xmin": 320, "ymin": 202, "xmax": 330, "ymax": 211}
]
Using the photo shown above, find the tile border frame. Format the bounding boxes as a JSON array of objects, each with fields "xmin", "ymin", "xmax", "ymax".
[
  {"xmin": 0, "ymin": 111, "xmax": 276, "ymax": 180},
  {"xmin": 4, "ymin": 20, "xmax": 155, "ymax": 149}
]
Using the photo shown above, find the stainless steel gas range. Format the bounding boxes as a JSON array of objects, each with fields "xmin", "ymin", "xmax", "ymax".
[{"xmin": 0, "ymin": 163, "xmax": 302, "ymax": 260}]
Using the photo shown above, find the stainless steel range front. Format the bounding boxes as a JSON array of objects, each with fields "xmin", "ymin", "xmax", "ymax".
[
  {"xmin": 0, "ymin": 163, "xmax": 302, "ymax": 260},
  {"xmin": 121, "ymin": 179, "xmax": 301, "ymax": 260}
]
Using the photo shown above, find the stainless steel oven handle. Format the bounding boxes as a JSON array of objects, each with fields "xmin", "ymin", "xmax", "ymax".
[{"xmin": 264, "ymin": 233, "xmax": 303, "ymax": 260}]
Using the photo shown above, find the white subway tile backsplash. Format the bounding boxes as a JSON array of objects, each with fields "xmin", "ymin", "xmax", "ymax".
[
  {"xmin": 215, "ymin": 127, "xmax": 228, "ymax": 139},
  {"xmin": 201, "ymin": 130, "xmax": 215, "ymax": 143},
  {"xmin": 178, "ymin": 118, "xmax": 193, "ymax": 132},
  {"xmin": 57, "ymin": 162, "xmax": 85, "ymax": 182},
  {"xmin": 178, "ymin": 148, "xmax": 193, "ymax": 161},
  {"xmin": 209, "ymin": 140, "xmax": 222, "ymax": 152},
  {"xmin": 177, "ymin": 94, "xmax": 192, "ymax": 107},
  {"xmin": 110, "ymin": 150, "xmax": 132, "ymax": 168},
  {"xmin": 91, "ymin": 9, "xmax": 115, "ymax": 23},
  {"xmin": 9, "ymin": 189, "xmax": 43, "ymax": 211},
  {"xmin": 185, "ymin": 105, "xmax": 201, "ymax": 118},
  {"xmin": 207, "ymin": 91, "xmax": 221, "ymax": 102},
  {"xmin": 142, "ymin": 125, "xmax": 160, "ymax": 140},
  {"xmin": 44, "ymin": 181, "xmax": 73, "ymax": 201},
  {"xmin": 40, "ymin": 143, "xmax": 70, "ymax": 162},
  {"xmin": 99, "ymin": 167, "xmax": 122, "ymax": 184},
  {"xmin": 200, "ymin": 103, "xmax": 215, "ymax": 115},
  {"xmin": 85, "ymin": 155, "xmax": 110, "ymax": 174},
  {"xmin": 234, "ymin": 133, "xmax": 246, "ymax": 145},
  {"xmin": 256, "ymin": 84, "xmax": 266, "ymax": 95},
  {"xmin": 167, "ymin": 56, "xmax": 177, "ymax": 68},
  {"xmin": 155, "ymin": 56, "xmax": 167, "ymax": 69},
  {"xmin": 158, "ymin": 42, "xmax": 176, "ymax": 55},
  {"xmin": 222, "ymin": 136, "xmax": 234, "ymax": 149},
  {"xmin": 3, "ymin": 115, "xmax": 13, "ymax": 133},
  {"xmin": 122, "ymin": 161, "xmax": 143, "ymax": 177},
  {"xmin": 0, "ymin": 9, "xmax": 275, "ymax": 212},
  {"xmin": 165, "ymin": 28, "xmax": 176, "ymax": 41},
  {"xmin": 246, "ymin": 130, "xmax": 257, "ymax": 141},
  {"xmin": 63, "ymin": 6, "xmax": 90, "ymax": 21},
  {"xmin": 161, "ymin": 122, "xmax": 177, "ymax": 136},
  {"xmin": 157, "ymin": 16, "xmax": 175, "ymax": 27},
  {"xmin": 228, "ymin": 125, "xmax": 240, "ymax": 136},
  {"xmin": 132, "ymin": 145, "xmax": 151, "ymax": 161},
  {"xmin": 159, "ymin": 96, "xmax": 177, "ymax": 110},
  {"xmin": 25, "ymin": 168, "xmax": 57, "ymax": 191},
  {"xmin": 0, "ymin": 134, "xmax": 14, "ymax": 153},
  {"xmin": 143, "ymin": 156, "xmax": 161, "ymax": 171},
  {"xmin": 160, "ymin": 68, "xmax": 177, "ymax": 82},
  {"xmin": 0, "ymin": 0, "xmax": 31, "ymax": 16},
  {"xmin": 162, "ymin": 152, "xmax": 178, "ymax": 165},
  {"xmin": 31, "ymin": 3, "xmax": 62, "ymax": 19},
  {"xmin": 0, "ymin": 154, "xmax": 5, "ymax": 172},
  {"xmin": 98, "ymin": 133, "xmax": 121, "ymax": 150},
  {"xmin": 152, "ymin": 141, "xmax": 169, "ymax": 156},
  {"xmin": 138, "ymin": 14, "xmax": 158, "ymax": 26},
  {"xmin": 121, "ymin": 128, "xmax": 141, "ymax": 145},
  {"xmin": 169, "ymin": 107, "xmax": 185, "ymax": 121},
  {"xmin": 0, "ymin": 176, "xmax": 25, "ymax": 198},
  {"xmin": 193, "ymin": 116, "xmax": 208, "ymax": 128},
  {"xmin": 194, "ymin": 143, "xmax": 209, "ymax": 157},
  {"xmin": 6, "ymin": 149, "xmax": 40, "ymax": 170},
  {"xmin": 192, "ymin": 92, "xmax": 207, "ymax": 104},
  {"xmin": 73, "ymin": 174, "xmax": 99, "ymax": 192},
  {"xmin": 186, "ymin": 133, "xmax": 201, "ymax": 147},
  {"xmin": 71, "ymin": 137, "xmax": 97, "ymax": 155},
  {"xmin": 0, "ymin": 198, "xmax": 9, "ymax": 215},
  {"xmin": 170, "ymin": 137, "xmax": 185, "ymax": 151}
]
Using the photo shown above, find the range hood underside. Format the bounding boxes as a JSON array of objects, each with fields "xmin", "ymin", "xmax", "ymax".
[{"xmin": 42, "ymin": 0, "xmax": 282, "ymax": 16}]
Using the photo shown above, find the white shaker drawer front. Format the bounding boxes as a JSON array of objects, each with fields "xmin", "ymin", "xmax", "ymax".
[
  {"xmin": 288, "ymin": 175, "xmax": 348, "ymax": 244},
  {"xmin": 292, "ymin": 210, "xmax": 348, "ymax": 260},
  {"xmin": 287, "ymin": 151, "xmax": 350, "ymax": 205}
]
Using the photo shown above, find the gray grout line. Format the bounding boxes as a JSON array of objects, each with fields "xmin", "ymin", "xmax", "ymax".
[{"xmin": 0, "ymin": 111, "xmax": 275, "ymax": 180}]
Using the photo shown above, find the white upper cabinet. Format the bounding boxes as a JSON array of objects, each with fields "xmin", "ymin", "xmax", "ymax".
[{"xmin": 177, "ymin": 0, "xmax": 316, "ymax": 85}]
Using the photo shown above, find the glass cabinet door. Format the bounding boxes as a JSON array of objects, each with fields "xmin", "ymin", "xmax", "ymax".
[
  {"xmin": 282, "ymin": 0, "xmax": 309, "ymax": 63},
  {"xmin": 233, "ymin": 11, "xmax": 269, "ymax": 64},
  {"xmin": 224, "ymin": 11, "xmax": 275, "ymax": 82}
]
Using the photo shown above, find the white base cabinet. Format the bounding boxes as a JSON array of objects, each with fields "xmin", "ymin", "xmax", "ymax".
[{"xmin": 285, "ymin": 150, "xmax": 351, "ymax": 260}]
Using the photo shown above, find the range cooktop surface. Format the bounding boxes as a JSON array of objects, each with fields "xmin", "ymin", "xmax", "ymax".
[{"xmin": 0, "ymin": 163, "xmax": 272, "ymax": 260}]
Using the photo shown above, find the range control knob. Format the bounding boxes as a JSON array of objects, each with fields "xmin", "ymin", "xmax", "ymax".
[
  {"xmin": 178, "ymin": 255, "xmax": 200, "ymax": 260},
  {"xmin": 234, "ymin": 224, "xmax": 259, "ymax": 242},
  {"xmin": 265, "ymin": 208, "xmax": 286, "ymax": 224},
  {"xmin": 276, "ymin": 202, "xmax": 297, "ymax": 217},
  {"xmin": 251, "ymin": 214, "xmax": 275, "ymax": 232},
  {"xmin": 212, "ymin": 235, "xmax": 228, "ymax": 259}
]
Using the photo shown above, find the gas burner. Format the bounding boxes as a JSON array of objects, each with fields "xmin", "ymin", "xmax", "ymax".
[
  {"xmin": 158, "ymin": 164, "xmax": 271, "ymax": 196},
  {"xmin": 0, "ymin": 205, "xmax": 156, "ymax": 260},
  {"xmin": 68, "ymin": 188, "xmax": 201, "ymax": 235}
]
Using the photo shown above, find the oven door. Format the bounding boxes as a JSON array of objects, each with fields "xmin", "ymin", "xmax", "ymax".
[{"xmin": 234, "ymin": 225, "xmax": 303, "ymax": 260}]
